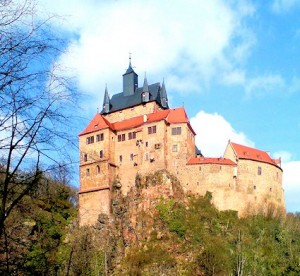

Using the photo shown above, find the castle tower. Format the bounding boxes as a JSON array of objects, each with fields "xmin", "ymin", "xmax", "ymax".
[{"xmin": 122, "ymin": 59, "xmax": 138, "ymax": 96}]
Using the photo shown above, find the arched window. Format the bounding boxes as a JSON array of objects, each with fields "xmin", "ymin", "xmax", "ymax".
[{"xmin": 96, "ymin": 165, "xmax": 100, "ymax": 174}]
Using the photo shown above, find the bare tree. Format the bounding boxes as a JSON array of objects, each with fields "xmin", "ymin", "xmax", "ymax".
[{"xmin": 0, "ymin": 0, "xmax": 78, "ymax": 237}]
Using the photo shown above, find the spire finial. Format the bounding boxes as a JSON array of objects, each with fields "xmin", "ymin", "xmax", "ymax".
[{"xmin": 129, "ymin": 52, "xmax": 132, "ymax": 66}]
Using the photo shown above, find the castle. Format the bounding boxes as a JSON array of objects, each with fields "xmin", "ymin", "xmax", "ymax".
[{"xmin": 78, "ymin": 61, "xmax": 285, "ymax": 226}]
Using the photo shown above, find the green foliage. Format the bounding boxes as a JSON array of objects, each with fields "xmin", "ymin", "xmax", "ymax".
[
  {"xmin": 0, "ymin": 174, "xmax": 77, "ymax": 275},
  {"xmin": 124, "ymin": 244, "xmax": 175, "ymax": 275},
  {"xmin": 154, "ymin": 195, "xmax": 300, "ymax": 275}
]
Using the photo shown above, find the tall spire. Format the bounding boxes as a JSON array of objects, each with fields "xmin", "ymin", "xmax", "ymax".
[
  {"xmin": 125, "ymin": 53, "xmax": 134, "ymax": 74},
  {"xmin": 123, "ymin": 53, "xmax": 138, "ymax": 96},
  {"xmin": 102, "ymin": 85, "xmax": 110, "ymax": 114},
  {"xmin": 142, "ymin": 73, "xmax": 150, "ymax": 102},
  {"xmin": 160, "ymin": 79, "xmax": 168, "ymax": 108}
]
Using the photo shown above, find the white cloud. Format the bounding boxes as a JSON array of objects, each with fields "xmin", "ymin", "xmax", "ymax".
[
  {"xmin": 190, "ymin": 110, "xmax": 254, "ymax": 156},
  {"xmin": 245, "ymin": 74, "xmax": 285, "ymax": 96},
  {"xmin": 37, "ymin": 0, "xmax": 255, "ymax": 112},
  {"xmin": 281, "ymin": 160, "xmax": 300, "ymax": 212},
  {"xmin": 273, "ymin": 150, "xmax": 292, "ymax": 163},
  {"xmin": 222, "ymin": 69, "xmax": 246, "ymax": 85},
  {"xmin": 271, "ymin": 0, "xmax": 300, "ymax": 13}
]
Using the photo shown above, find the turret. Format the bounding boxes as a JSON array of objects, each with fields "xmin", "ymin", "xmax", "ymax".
[
  {"xmin": 141, "ymin": 74, "xmax": 150, "ymax": 102},
  {"xmin": 160, "ymin": 80, "xmax": 168, "ymax": 108},
  {"xmin": 102, "ymin": 85, "xmax": 110, "ymax": 114}
]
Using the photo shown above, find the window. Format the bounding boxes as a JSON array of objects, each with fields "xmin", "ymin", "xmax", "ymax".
[
  {"xmin": 254, "ymin": 185, "xmax": 256, "ymax": 190},
  {"xmin": 172, "ymin": 127, "xmax": 181, "ymax": 135},
  {"xmin": 145, "ymin": 141, "xmax": 148, "ymax": 147},
  {"xmin": 148, "ymin": 125, "xmax": 156, "ymax": 134},
  {"xmin": 118, "ymin": 134, "xmax": 126, "ymax": 142},
  {"xmin": 84, "ymin": 153, "xmax": 88, "ymax": 162},
  {"xmin": 96, "ymin": 165, "xmax": 100, "ymax": 174},
  {"xmin": 119, "ymin": 155, "xmax": 123, "ymax": 162},
  {"xmin": 86, "ymin": 136, "xmax": 94, "ymax": 144},
  {"xmin": 172, "ymin": 144, "xmax": 178, "ymax": 152},
  {"xmin": 96, "ymin": 133, "xmax": 104, "ymax": 142},
  {"xmin": 258, "ymin": 166, "xmax": 262, "ymax": 175},
  {"xmin": 86, "ymin": 168, "xmax": 90, "ymax": 176},
  {"xmin": 130, "ymin": 153, "xmax": 134, "ymax": 161},
  {"xmin": 128, "ymin": 131, "xmax": 136, "ymax": 140},
  {"xmin": 99, "ymin": 150, "xmax": 103, "ymax": 158}
]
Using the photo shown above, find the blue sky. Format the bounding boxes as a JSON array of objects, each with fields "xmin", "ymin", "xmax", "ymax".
[{"xmin": 39, "ymin": 0, "xmax": 300, "ymax": 212}]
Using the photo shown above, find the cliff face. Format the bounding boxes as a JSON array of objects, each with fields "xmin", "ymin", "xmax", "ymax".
[
  {"xmin": 85, "ymin": 170, "xmax": 185, "ymax": 274},
  {"xmin": 111, "ymin": 170, "xmax": 184, "ymax": 248},
  {"xmin": 77, "ymin": 170, "xmax": 292, "ymax": 276}
]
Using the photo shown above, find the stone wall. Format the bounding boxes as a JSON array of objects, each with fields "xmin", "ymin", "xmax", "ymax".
[{"xmin": 79, "ymin": 188, "xmax": 111, "ymax": 226}]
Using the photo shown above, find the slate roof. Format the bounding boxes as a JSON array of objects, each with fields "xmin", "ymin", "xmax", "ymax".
[
  {"xmin": 79, "ymin": 107, "xmax": 195, "ymax": 136},
  {"xmin": 187, "ymin": 157, "xmax": 236, "ymax": 166},
  {"xmin": 102, "ymin": 82, "xmax": 168, "ymax": 114},
  {"xmin": 230, "ymin": 142, "xmax": 281, "ymax": 168}
]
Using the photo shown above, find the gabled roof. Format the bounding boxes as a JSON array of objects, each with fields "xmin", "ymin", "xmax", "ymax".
[
  {"xmin": 187, "ymin": 157, "xmax": 236, "ymax": 166},
  {"xmin": 166, "ymin": 108, "xmax": 189, "ymax": 124},
  {"xmin": 79, "ymin": 107, "xmax": 196, "ymax": 136},
  {"xmin": 230, "ymin": 142, "xmax": 279, "ymax": 167},
  {"xmin": 79, "ymin": 113, "xmax": 112, "ymax": 136}
]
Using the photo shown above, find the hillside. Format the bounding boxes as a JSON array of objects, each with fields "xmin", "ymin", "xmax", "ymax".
[
  {"xmin": 69, "ymin": 171, "xmax": 300, "ymax": 275},
  {"xmin": 1, "ymin": 170, "xmax": 299, "ymax": 275}
]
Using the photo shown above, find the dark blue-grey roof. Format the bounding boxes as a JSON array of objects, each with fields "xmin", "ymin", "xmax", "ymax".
[{"xmin": 102, "ymin": 82, "xmax": 169, "ymax": 113}]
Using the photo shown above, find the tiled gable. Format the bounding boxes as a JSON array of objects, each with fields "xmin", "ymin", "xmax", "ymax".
[{"xmin": 230, "ymin": 142, "xmax": 279, "ymax": 167}]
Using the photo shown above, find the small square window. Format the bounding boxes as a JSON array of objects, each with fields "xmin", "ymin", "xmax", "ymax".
[
  {"xmin": 86, "ymin": 168, "xmax": 90, "ymax": 176},
  {"xmin": 86, "ymin": 136, "xmax": 94, "ymax": 144},
  {"xmin": 96, "ymin": 133, "xmax": 104, "ymax": 142},
  {"xmin": 171, "ymin": 127, "xmax": 181, "ymax": 135},
  {"xmin": 84, "ymin": 153, "xmax": 88, "ymax": 162},
  {"xmin": 172, "ymin": 145, "xmax": 178, "ymax": 152},
  {"xmin": 258, "ymin": 166, "xmax": 262, "ymax": 175},
  {"xmin": 148, "ymin": 126, "xmax": 156, "ymax": 134}
]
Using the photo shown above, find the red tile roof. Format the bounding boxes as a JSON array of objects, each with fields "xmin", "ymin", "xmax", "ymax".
[
  {"xmin": 167, "ymin": 108, "xmax": 189, "ymax": 124},
  {"xmin": 230, "ymin": 142, "xmax": 279, "ymax": 167},
  {"xmin": 79, "ymin": 107, "xmax": 195, "ymax": 136},
  {"xmin": 79, "ymin": 113, "xmax": 112, "ymax": 136},
  {"xmin": 113, "ymin": 116, "xmax": 144, "ymax": 131},
  {"xmin": 187, "ymin": 157, "xmax": 236, "ymax": 166}
]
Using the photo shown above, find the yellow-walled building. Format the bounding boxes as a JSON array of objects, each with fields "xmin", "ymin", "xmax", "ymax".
[{"xmin": 78, "ymin": 62, "xmax": 285, "ymax": 226}]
